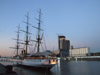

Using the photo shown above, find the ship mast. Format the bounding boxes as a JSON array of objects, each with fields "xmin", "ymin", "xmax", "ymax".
[
  {"xmin": 21, "ymin": 12, "xmax": 31, "ymax": 55},
  {"xmin": 32, "ymin": 8, "xmax": 43, "ymax": 52},
  {"xmin": 10, "ymin": 25, "xmax": 22, "ymax": 56},
  {"xmin": 26, "ymin": 12, "xmax": 29, "ymax": 55},
  {"xmin": 16, "ymin": 25, "xmax": 20, "ymax": 56},
  {"xmin": 37, "ymin": 8, "xmax": 41, "ymax": 52}
]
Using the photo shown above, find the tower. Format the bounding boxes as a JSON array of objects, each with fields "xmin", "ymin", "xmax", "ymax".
[
  {"xmin": 58, "ymin": 36, "xmax": 70, "ymax": 57},
  {"xmin": 58, "ymin": 36, "xmax": 65, "ymax": 50}
]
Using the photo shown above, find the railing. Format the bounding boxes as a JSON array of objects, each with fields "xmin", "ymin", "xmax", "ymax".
[
  {"xmin": 0, "ymin": 58, "xmax": 21, "ymax": 62},
  {"xmin": 24, "ymin": 57, "xmax": 57, "ymax": 59}
]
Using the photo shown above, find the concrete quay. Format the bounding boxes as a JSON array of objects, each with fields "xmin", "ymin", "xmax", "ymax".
[{"xmin": 57, "ymin": 56, "xmax": 100, "ymax": 61}]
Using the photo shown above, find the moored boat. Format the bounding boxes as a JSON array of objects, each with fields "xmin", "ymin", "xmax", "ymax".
[
  {"xmin": 12, "ymin": 8, "xmax": 57, "ymax": 69},
  {"xmin": 20, "ymin": 51, "xmax": 57, "ymax": 69}
]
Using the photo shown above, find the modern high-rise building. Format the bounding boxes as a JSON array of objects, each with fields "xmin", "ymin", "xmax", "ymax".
[
  {"xmin": 58, "ymin": 36, "xmax": 65, "ymax": 49},
  {"xmin": 58, "ymin": 36, "xmax": 70, "ymax": 57}
]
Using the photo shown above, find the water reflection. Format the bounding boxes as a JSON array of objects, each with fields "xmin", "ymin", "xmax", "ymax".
[
  {"xmin": 13, "ymin": 60, "xmax": 100, "ymax": 75},
  {"xmin": 60, "ymin": 60, "xmax": 100, "ymax": 75},
  {"xmin": 13, "ymin": 67, "xmax": 54, "ymax": 75}
]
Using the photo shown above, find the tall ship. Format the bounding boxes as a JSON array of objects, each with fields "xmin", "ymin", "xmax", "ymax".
[{"xmin": 12, "ymin": 8, "xmax": 57, "ymax": 69}]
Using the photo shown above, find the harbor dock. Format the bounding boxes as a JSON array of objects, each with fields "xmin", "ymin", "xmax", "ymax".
[
  {"xmin": 0, "ymin": 63, "xmax": 17, "ymax": 75},
  {"xmin": 57, "ymin": 56, "xmax": 100, "ymax": 61}
]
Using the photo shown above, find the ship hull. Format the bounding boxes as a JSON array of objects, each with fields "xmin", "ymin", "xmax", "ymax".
[
  {"xmin": 17, "ymin": 59, "xmax": 56, "ymax": 69},
  {"xmin": 18, "ymin": 64, "xmax": 55, "ymax": 69}
]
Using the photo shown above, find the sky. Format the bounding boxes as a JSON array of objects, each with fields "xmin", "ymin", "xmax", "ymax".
[{"xmin": 0, "ymin": 0, "xmax": 100, "ymax": 56}]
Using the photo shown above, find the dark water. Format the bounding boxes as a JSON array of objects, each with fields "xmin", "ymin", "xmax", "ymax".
[{"xmin": 13, "ymin": 60, "xmax": 100, "ymax": 75}]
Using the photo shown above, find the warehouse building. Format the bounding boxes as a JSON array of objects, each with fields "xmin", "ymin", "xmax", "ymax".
[{"xmin": 69, "ymin": 46, "xmax": 90, "ymax": 57}]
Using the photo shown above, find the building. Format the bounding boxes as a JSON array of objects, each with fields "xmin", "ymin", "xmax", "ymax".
[
  {"xmin": 58, "ymin": 36, "xmax": 65, "ymax": 49},
  {"xmin": 70, "ymin": 46, "xmax": 90, "ymax": 57},
  {"xmin": 53, "ymin": 50, "xmax": 60, "ymax": 55},
  {"xmin": 58, "ymin": 36, "xmax": 70, "ymax": 57}
]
